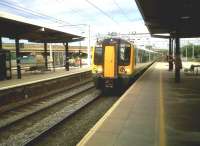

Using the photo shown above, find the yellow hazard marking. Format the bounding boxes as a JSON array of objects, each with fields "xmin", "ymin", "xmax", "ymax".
[
  {"xmin": 104, "ymin": 46, "xmax": 115, "ymax": 77},
  {"xmin": 159, "ymin": 70, "xmax": 166, "ymax": 146}
]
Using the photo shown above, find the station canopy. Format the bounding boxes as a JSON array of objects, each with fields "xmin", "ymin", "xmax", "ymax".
[
  {"xmin": 0, "ymin": 11, "xmax": 84, "ymax": 43},
  {"xmin": 135, "ymin": 0, "xmax": 200, "ymax": 38}
]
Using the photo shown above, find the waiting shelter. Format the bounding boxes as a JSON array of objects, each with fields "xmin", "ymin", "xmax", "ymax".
[{"xmin": 0, "ymin": 11, "xmax": 84, "ymax": 80}]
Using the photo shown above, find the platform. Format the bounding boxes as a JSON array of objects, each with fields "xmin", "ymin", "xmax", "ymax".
[
  {"xmin": 0, "ymin": 67, "xmax": 90, "ymax": 91},
  {"xmin": 78, "ymin": 62, "xmax": 200, "ymax": 146}
]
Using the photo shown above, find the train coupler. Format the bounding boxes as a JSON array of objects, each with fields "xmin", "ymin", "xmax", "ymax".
[{"xmin": 105, "ymin": 79, "xmax": 114, "ymax": 88}]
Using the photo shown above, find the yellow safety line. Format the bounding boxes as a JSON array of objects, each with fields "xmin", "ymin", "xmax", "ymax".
[
  {"xmin": 77, "ymin": 63, "xmax": 155, "ymax": 146},
  {"xmin": 159, "ymin": 70, "xmax": 166, "ymax": 146}
]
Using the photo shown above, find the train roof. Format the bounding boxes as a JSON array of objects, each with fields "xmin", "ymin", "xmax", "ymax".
[
  {"xmin": 101, "ymin": 37, "xmax": 131, "ymax": 44},
  {"xmin": 97, "ymin": 37, "xmax": 157, "ymax": 53}
]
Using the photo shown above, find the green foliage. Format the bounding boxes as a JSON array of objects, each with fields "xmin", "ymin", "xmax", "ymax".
[{"xmin": 181, "ymin": 44, "xmax": 200, "ymax": 58}]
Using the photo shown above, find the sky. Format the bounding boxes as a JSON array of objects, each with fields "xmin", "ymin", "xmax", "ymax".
[
  {"xmin": 0, "ymin": 0, "xmax": 147, "ymax": 33},
  {"xmin": 0, "ymin": 0, "xmax": 171, "ymax": 48}
]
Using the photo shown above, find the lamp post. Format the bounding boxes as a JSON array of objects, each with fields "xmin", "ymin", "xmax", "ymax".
[
  {"xmin": 57, "ymin": 23, "xmax": 91, "ymax": 66},
  {"xmin": 87, "ymin": 24, "xmax": 91, "ymax": 66},
  {"xmin": 81, "ymin": 25, "xmax": 91, "ymax": 66},
  {"xmin": 79, "ymin": 41, "xmax": 82, "ymax": 68}
]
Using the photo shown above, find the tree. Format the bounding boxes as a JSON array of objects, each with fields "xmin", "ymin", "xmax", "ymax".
[{"xmin": 181, "ymin": 43, "xmax": 200, "ymax": 58}]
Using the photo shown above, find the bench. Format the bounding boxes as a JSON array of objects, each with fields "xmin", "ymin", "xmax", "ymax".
[
  {"xmin": 25, "ymin": 66, "xmax": 47, "ymax": 73},
  {"xmin": 184, "ymin": 64, "xmax": 200, "ymax": 75},
  {"xmin": 191, "ymin": 65, "xmax": 200, "ymax": 75}
]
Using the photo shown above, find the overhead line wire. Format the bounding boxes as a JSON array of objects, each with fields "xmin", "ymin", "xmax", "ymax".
[
  {"xmin": 0, "ymin": 1, "xmax": 71, "ymax": 25},
  {"xmin": 112, "ymin": 0, "xmax": 133, "ymax": 22},
  {"xmin": 0, "ymin": 1, "xmax": 89, "ymax": 33},
  {"xmin": 84, "ymin": 0, "xmax": 119, "ymax": 25}
]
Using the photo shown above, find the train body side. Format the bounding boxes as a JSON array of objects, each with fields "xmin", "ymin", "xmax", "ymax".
[{"xmin": 92, "ymin": 38, "xmax": 157, "ymax": 89}]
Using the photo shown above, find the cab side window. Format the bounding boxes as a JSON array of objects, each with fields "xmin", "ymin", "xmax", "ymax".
[{"xmin": 119, "ymin": 44, "xmax": 131, "ymax": 65}]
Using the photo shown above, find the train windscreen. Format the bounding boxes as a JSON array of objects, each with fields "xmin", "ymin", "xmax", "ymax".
[
  {"xmin": 119, "ymin": 44, "xmax": 131, "ymax": 65},
  {"xmin": 94, "ymin": 47, "xmax": 103, "ymax": 65}
]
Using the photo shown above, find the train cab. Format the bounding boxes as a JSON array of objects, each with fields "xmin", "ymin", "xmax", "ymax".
[
  {"xmin": 92, "ymin": 38, "xmax": 135, "ymax": 88},
  {"xmin": 92, "ymin": 37, "xmax": 158, "ymax": 89}
]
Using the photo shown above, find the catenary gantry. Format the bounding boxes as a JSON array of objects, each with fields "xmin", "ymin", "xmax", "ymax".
[
  {"xmin": 0, "ymin": 11, "xmax": 84, "ymax": 79},
  {"xmin": 135, "ymin": 0, "xmax": 200, "ymax": 82}
]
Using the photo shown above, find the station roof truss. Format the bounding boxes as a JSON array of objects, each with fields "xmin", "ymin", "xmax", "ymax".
[
  {"xmin": 135, "ymin": 0, "xmax": 200, "ymax": 38},
  {"xmin": 0, "ymin": 12, "xmax": 84, "ymax": 43}
]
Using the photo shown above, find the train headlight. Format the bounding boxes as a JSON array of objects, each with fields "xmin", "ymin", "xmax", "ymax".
[
  {"xmin": 126, "ymin": 68, "xmax": 130, "ymax": 74},
  {"xmin": 92, "ymin": 66, "xmax": 97, "ymax": 73},
  {"xmin": 97, "ymin": 66, "xmax": 103, "ymax": 73},
  {"xmin": 126, "ymin": 68, "xmax": 131, "ymax": 74}
]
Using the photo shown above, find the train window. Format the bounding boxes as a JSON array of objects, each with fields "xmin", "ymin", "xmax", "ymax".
[
  {"xmin": 142, "ymin": 50, "xmax": 149, "ymax": 62},
  {"xmin": 119, "ymin": 45, "xmax": 130, "ymax": 65},
  {"xmin": 94, "ymin": 47, "xmax": 103, "ymax": 65}
]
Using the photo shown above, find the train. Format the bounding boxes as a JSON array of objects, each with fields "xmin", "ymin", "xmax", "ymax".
[{"xmin": 91, "ymin": 38, "xmax": 158, "ymax": 89}]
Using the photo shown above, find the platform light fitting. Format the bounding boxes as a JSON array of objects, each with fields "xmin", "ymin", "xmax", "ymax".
[
  {"xmin": 180, "ymin": 16, "xmax": 190, "ymax": 20},
  {"xmin": 39, "ymin": 27, "xmax": 45, "ymax": 32}
]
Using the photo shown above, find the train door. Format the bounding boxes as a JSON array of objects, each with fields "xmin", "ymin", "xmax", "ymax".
[{"xmin": 104, "ymin": 46, "xmax": 115, "ymax": 78}]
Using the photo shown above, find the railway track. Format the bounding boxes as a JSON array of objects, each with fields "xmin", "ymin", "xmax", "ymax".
[
  {"xmin": 28, "ymin": 94, "xmax": 120, "ymax": 146},
  {"xmin": 0, "ymin": 64, "xmax": 153, "ymax": 146},
  {"xmin": 0, "ymin": 81, "xmax": 101, "ymax": 146}
]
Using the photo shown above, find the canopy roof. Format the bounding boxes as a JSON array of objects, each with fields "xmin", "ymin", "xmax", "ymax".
[
  {"xmin": 135, "ymin": 0, "xmax": 200, "ymax": 38},
  {"xmin": 0, "ymin": 12, "xmax": 84, "ymax": 43}
]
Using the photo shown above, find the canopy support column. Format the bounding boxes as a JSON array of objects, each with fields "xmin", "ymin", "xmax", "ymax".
[
  {"xmin": 175, "ymin": 37, "xmax": 181, "ymax": 82},
  {"xmin": 79, "ymin": 41, "xmax": 82, "ymax": 68},
  {"xmin": 0, "ymin": 37, "xmax": 2, "ymax": 50},
  {"xmin": 64, "ymin": 42, "xmax": 69, "ymax": 71},
  {"xmin": 169, "ymin": 37, "xmax": 173, "ymax": 71},
  {"xmin": 44, "ymin": 42, "xmax": 48, "ymax": 70},
  {"xmin": 15, "ymin": 38, "xmax": 21, "ymax": 79}
]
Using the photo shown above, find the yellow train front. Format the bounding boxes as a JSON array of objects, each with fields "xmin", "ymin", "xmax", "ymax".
[{"xmin": 92, "ymin": 38, "xmax": 156, "ymax": 89}]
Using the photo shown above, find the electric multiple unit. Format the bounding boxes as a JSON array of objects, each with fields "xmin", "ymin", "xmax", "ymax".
[{"xmin": 92, "ymin": 38, "xmax": 157, "ymax": 89}]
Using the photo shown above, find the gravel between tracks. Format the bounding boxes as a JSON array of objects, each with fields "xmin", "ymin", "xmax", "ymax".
[{"xmin": 0, "ymin": 88, "xmax": 101, "ymax": 146}]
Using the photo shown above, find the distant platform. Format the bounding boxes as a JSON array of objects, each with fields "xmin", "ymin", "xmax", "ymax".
[
  {"xmin": 78, "ymin": 62, "xmax": 200, "ymax": 146},
  {"xmin": 0, "ymin": 67, "xmax": 90, "ymax": 91}
]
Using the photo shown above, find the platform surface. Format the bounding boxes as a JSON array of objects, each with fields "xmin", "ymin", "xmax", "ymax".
[
  {"xmin": 0, "ymin": 67, "xmax": 90, "ymax": 91},
  {"xmin": 78, "ymin": 62, "xmax": 200, "ymax": 146}
]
